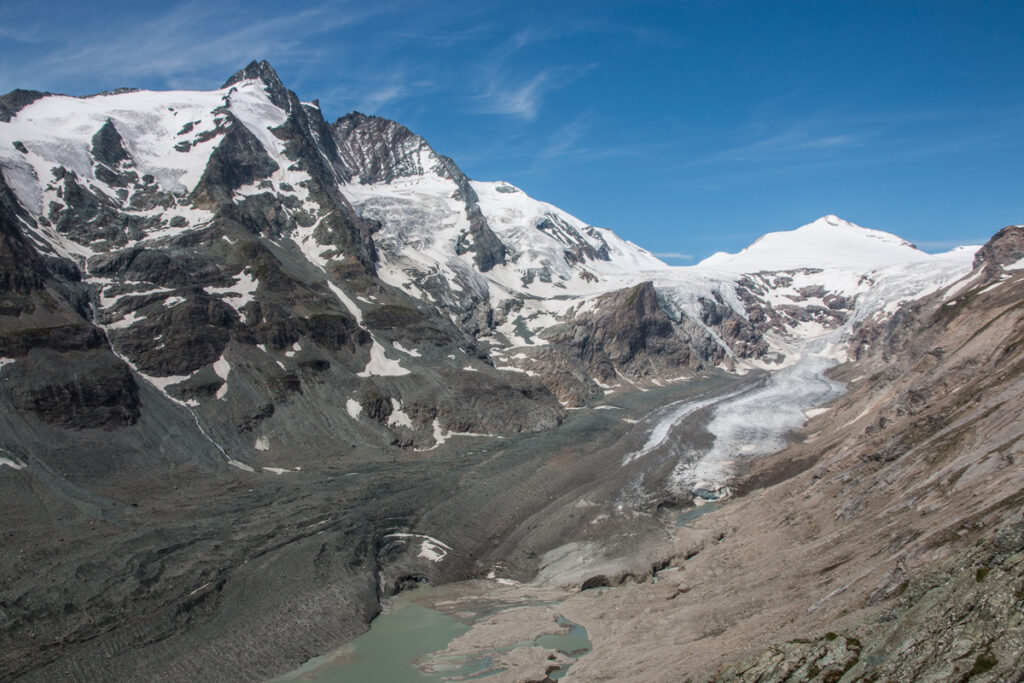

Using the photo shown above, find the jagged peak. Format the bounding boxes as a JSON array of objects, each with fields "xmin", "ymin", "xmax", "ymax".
[
  {"xmin": 331, "ymin": 111, "xmax": 473, "ymax": 187},
  {"xmin": 223, "ymin": 60, "xmax": 282, "ymax": 89},
  {"xmin": 222, "ymin": 60, "xmax": 291, "ymax": 110},
  {"xmin": 331, "ymin": 111, "xmax": 461, "ymax": 186},
  {"xmin": 332, "ymin": 110, "xmax": 417, "ymax": 138},
  {"xmin": 335, "ymin": 110, "xmax": 372, "ymax": 125}
]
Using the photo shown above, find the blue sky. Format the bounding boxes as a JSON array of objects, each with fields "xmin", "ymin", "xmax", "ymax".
[{"xmin": 2, "ymin": 1, "xmax": 1021, "ymax": 261}]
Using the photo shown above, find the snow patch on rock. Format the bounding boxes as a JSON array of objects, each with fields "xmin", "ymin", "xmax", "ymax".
[
  {"xmin": 357, "ymin": 340, "xmax": 409, "ymax": 377},
  {"xmin": 387, "ymin": 398, "xmax": 413, "ymax": 428},
  {"xmin": 346, "ymin": 399, "xmax": 362, "ymax": 420},
  {"xmin": 385, "ymin": 532, "xmax": 452, "ymax": 563}
]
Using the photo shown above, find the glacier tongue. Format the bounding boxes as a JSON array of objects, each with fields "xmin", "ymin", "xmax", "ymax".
[{"xmin": 658, "ymin": 250, "xmax": 976, "ymax": 496}]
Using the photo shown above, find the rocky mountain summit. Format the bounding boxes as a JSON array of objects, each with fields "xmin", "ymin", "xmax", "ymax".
[{"xmin": 0, "ymin": 61, "xmax": 1018, "ymax": 681}]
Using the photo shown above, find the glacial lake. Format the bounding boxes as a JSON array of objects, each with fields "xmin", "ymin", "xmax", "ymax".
[
  {"xmin": 675, "ymin": 501, "xmax": 723, "ymax": 527},
  {"xmin": 276, "ymin": 588, "xmax": 591, "ymax": 682}
]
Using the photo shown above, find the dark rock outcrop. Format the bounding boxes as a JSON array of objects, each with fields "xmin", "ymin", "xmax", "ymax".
[
  {"xmin": 0, "ymin": 89, "xmax": 49, "ymax": 122},
  {"xmin": 536, "ymin": 215, "xmax": 610, "ymax": 264},
  {"xmin": 0, "ymin": 177, "xmax": 47, "ymax": 313},
  {"xmin": 90, "ymin": 119, "xmax": 130, "ymax": 167},
  {"xmin": 7, "ymin": 348, "xmax": 140, "ymax": 429},
  {"xmin": 454, "ymin": 217, "xmax": 507, "ymax": 272},
  {"xmin": 190, "ymin": 113, "xmax": 279, "ymax": 207},
  {"xmin": 547, "ymin": 282, "xmax": 696, "ymax": 383},
  {"xmin": 972, "ymin": 224, "xmax": 1024, "ymax": 279}
]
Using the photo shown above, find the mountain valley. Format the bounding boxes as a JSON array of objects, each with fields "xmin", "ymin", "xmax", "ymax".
[{"xmin": 0, "ymin": 62, "xmax": 1021, "ymax": 681}]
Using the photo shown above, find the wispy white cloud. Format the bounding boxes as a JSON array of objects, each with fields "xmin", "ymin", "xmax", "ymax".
[
  {"xmin": 693, "ymin": 126, "xmax": 873, "ymax": 166},
  {"xmin": 794, "ymin": 134, "xmax": 863, "ymax": 150},
  {"xmin": 386, "ymin": 15, "xmax": 498, "ymax": 48},
  {"xmin": 313, "ymin": 58, "xmax": 443, "ymax": 119},
  {"xmin": 537, "ymin": 117, "xmax": 590, "ymax": 160},
  {"xmin": 468, "ymin": 27, "xmax": 596, "ymax": 120},
  {"xmin": 1, "ymin": 1, "xmax": 392, "ymax": 93},
  {"xmin": 355, "ymin": 84, "xmax": 408, "ymax": 112},
  {"xmin": 0, "ymin": 25, "xmax": 42, "ymax": 43},
  {"xmin": 473, "ymin": 69, "xmax": 556, "ymax": 120},
  {"xmin": 654, "ymin": 251, "xmax": 694, "ymax": 260}
]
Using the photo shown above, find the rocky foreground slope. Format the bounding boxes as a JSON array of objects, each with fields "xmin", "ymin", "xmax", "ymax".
[{"xmin": 0, "ymin": 61, "xmax": 1018, "ymax": 680}]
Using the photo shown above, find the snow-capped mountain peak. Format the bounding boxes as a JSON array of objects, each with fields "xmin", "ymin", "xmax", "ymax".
[
  {"xmin": 222, "ymin": 59, "xmax": 292, "ymax": 111},
  {"xmin": 697, "ymin": 214, "xmax": 926, "ymax": 273}
]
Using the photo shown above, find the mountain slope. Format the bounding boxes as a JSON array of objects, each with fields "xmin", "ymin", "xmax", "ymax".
[
  {"xmin": 549, "ymin": 226, "xmax": 1024, "ymax": 681},
  {"xmin": 332, "ymin": 110, "xmax": 667, "ymax": 350}
]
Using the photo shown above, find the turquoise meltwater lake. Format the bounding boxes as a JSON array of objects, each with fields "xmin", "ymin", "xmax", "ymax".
[
  {"xmin": 276, "ymin": 591, "xmax": 469, "ymax": 682},
  {"xmin": 276, "ymin": 588, "xmax": 591, "ymax": 682}
]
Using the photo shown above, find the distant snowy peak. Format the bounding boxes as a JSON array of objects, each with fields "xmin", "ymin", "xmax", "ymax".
[
  {"xmin": 471, "ymin": 180, "xmax": 666, "ymax": 274},
  {"xmin": 697, "ymin": 214, "xmax": 927, "ymax": 273}
]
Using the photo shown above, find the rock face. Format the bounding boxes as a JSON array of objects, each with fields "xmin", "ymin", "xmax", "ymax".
[
  {"xmin": 332, "ymin": 110, "xmax": 509, "ymax": 273},
  {"xmin": 524, "ymin": 282, "xmax": 703, "ymax": 404},
  {"xmin": 7, "ymin": 349, "xmax": 140, "ymax": 429},
  {"xmin": 559, "ymin": 282, "xmax": 692, "ymax": 378},
  {"xmin": 0, "ymin": 177, "xmax": 47, "ymax": 313},
  {"xmin": 332, "ymin": 111, "xmax": 443, "ymax": 184},
  {"xmin": 972, "ymin": 224, "xmax": 1024, "ymax": 277}
]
